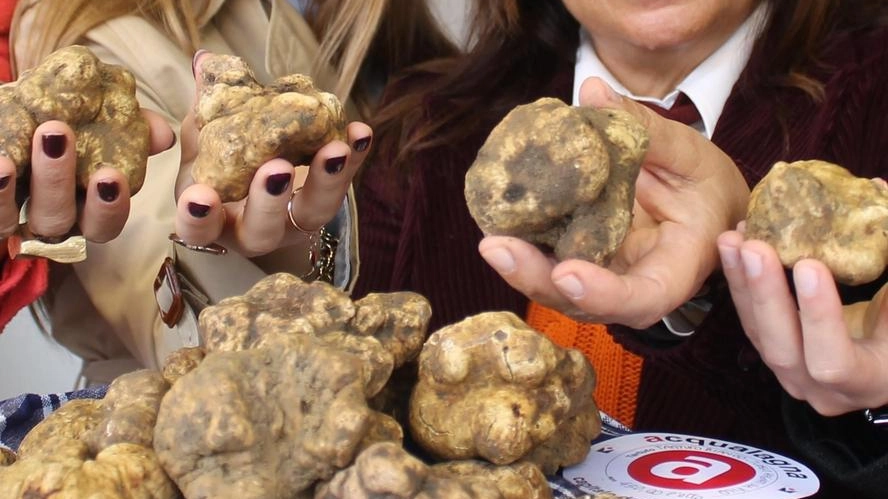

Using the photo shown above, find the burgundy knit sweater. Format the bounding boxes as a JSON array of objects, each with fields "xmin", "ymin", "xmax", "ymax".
[{"xmin": 354, "ymin": 25, "xmax": 888, "ymax": 498}]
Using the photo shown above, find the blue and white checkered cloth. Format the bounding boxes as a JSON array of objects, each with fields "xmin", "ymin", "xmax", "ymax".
[{"xmin": 0, "ymin": 388, "xmax": 627, "ymax": 498}]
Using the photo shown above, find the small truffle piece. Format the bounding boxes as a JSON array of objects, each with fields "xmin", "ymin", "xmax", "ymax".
[
  {"xmin": 0, "ymin": 45, "xmax": 150, "ymax": 193},
  {"xmin": 465, "ymin": 97, "xmax": 648, "ymax": 264},
  {"xmin": 316, "ymin": 442, "xmax": 551, "ymax": 499},
  {"xmin": 0, "ymin": 447, "xmax": 15, "ymax": 466},
  {"xmin": 746, "ymin": 160, "xmax": 888, "ymax": 285},
  {"xmin": 409, "ymin": 311, "xmax": 601, "ymax": 474},
  {"xmin": 192, "ymin": 53, "xmax": 347, "ymax": 201},
  {"xmin": 161, "ymin": 346, "xmax": 205, "ymax": 385}
]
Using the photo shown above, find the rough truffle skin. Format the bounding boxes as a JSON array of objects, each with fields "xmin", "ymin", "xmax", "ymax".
[
  {"xmin": 0, "ymin": 372, "xmax": 178, "ymax": 499},
  {"xmin": 198, "ymin": 273, "xmax": 431, "ymax": 397},
  {"xmin": 153, "ymin": 333, "xmax": 379, "ymax": 499},
  {"xmin": 746, "ymin": 160, "xmax": 888, "ymax": 285},
  {"xmin": 316, "ymin": 442, "xmax": 552, "ymax": 499},
  {"xmin": 0, "ymin": 45, "xmax": 150, "ymax": 193},
  {"xmin": 409, "ymin": 311, "xmax": 601, "ymax": 474},
  {"xmin": 465, "ymin": 97, "xmax": 648, "ymax": 265},
  {"xmin": 192, "ymin": 53, "xmax": 347, "ymax": 201}
]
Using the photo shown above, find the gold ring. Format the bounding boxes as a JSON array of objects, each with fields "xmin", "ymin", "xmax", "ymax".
[
  {"xmin": 287, "ymin": 186, "xmax": 320, "ymax": 237},
  {"xmin": 168, "ymin": 233, "xmax": 228, "ymax": 255}
]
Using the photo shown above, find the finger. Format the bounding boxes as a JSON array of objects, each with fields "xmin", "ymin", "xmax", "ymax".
[
  {"xmin": 550, "ymin": 228, "xmax": 700, "ymax": 329},
  {"xmin": 28, "ymin": 122, "xmax": 77, "ymax": 237},
  {"xmin": 579, "ymin": 77, "xmax": 705, "ymax": 178},
  {"xmin": 191, "ymin": 49, "xmax": 212, "ymax": 98},
  {"xmin": 793, "ymin": 259, "xmax": 859, "ymax": 387},
  {"xmin": 738, "ymin": 240, "xmax": 806, "ymax": 392},
  {"xmin": 289, "ymin": 139, "xmax": 355, "ymax": 231},
  {"xmin": 78, "ymin": 167, "xmax": 131, "ymax": 242},
  {"xmin": 141, "ymin": 108, "xmax": 176, "ymax": 155},
  {"xmin": 0, "ymin": 157, "xmax": 17, "ymax": 238},
  {"xmin": 717, "ymin": 230, "xmax": 761, "ymax": 346},
  {"xmin": 175, "ymin": 110, "xmax": 200, "ymax": 198},
  {"xmin": 175, "ymin": 183, "xmax": 225, "ymax": 246},
  {"xmin": 238, "ymin": 159, "xmax": 293, "ymax": 254},
  {"xmin": 478, "ymin": 236, "xmax": 569, "ymax": 310}
]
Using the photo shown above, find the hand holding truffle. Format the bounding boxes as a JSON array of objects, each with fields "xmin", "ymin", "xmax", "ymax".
[
  {"xmin": 0, "ymin": 46, "xmax": 175, "ymax": 258},
  {"xmin": 718, "ymin": 163, "xmax": 888, "ymax": 416},
  {"xmin": 172, "ymin": 51, "xmax": 371, "ymax": 259},
  {"xmin": 474, "ymin": 77, "xmax": 749, "ymax": 328}
]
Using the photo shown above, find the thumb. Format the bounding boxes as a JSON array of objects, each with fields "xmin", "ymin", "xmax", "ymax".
[{"xmin": 578, "ymin": 76, "xmax": 708, "ymax": 178}]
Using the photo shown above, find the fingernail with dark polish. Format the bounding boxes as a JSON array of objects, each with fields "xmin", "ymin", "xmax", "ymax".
[
  {"xmin": 97, "ymin": 181, "xmax": 119, "ymax": 202},
  {"xmin": 325, "ymin": 156, "xmax": 347, "ymax": 175},
  {"xmin": 265, "ymin": 173, "xmax": 292, "ymax": 196},
  {"xmin": 352, "ymin": 136, "xmax": 371, "ymax": 152},
  {"xmin": 0, "ymin": 176, "xmax": 9, "ymax": 190},
  {"xmin": 188, "ymin": 202, "xmax": 211, "ymax": 218},
  {"xmin": 42, "ymin": 133, "xmax": 66, "ymax": 159}
]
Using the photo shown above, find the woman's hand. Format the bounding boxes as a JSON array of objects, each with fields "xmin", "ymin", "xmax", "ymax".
[
  {"xmin": 0, "ymin": 111, "xmax": 175, "ymax": 246},
  {"xmin": 172, "ymin": 51, "xmax": 370, "ymax": 258},
  {"xmin": 479, "ymin": 77, "xmax": 750, "ymax": 329},
  {"xmin": 718, "ymin": 229, "xmax": 888, "ymax": 415}
]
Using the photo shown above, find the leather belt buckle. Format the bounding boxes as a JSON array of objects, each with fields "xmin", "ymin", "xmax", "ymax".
[{"xmin": 154, "ymin": 257, "xmax": 184, "ymax": 328}]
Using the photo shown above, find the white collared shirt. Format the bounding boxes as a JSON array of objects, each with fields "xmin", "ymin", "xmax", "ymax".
[{"xmin": 572, "ymin": 3, "xmax": 768, "ymax": 139}]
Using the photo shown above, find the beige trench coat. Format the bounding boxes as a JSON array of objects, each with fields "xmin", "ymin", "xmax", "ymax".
[{"xmin": 12, "ymin": 0, "xmax": 360, "ymax": 383}]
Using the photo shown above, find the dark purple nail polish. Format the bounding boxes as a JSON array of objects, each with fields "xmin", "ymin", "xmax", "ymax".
[
  {"xmin": 265, "ymin": 173, "xmax": 292, "ymax": 196},
  {"xmin": 325, "ymin": 156, "xmax": 347, "ymax": 175},
  {"xmin": 97, "ymin": 181, "xmax": 119, "ymax": 202},
  {"xmin": 42, "ymin": 133, "xmax": 66, "ymax": 159},
  {"xmin": 187, "ymin": 202, "xmax": 211, "ymax": 218},
  {"xmin": 352, "ymin": 136, "xmax": 371, "ymax": 153},
  {"xmin": 0, "ymin": 176, "xmax": 9, "ymax": 190}
]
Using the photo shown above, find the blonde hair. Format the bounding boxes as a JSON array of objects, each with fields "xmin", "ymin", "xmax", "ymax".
[{"xmin": 10, "ymin": 0, "xmax": 402, "ymax": 107}]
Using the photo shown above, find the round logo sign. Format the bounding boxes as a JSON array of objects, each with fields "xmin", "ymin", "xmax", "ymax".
[{"xmin": 562, "ymin": 433, "xmax": 820, "ymax": 499}]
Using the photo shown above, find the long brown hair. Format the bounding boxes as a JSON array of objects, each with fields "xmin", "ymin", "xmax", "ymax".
[
  {"xmin": 373, "ymin": 0, "xmax": 888, "ymax": 171},
  {"xmin": 10, "ymin": 0, "xmax": 457, "ymax": 115}
]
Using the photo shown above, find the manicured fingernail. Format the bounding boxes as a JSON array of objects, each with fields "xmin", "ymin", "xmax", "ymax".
[
  {"xmin": 97, "ymin": 181, "xmax": 119, "ymax": 202},
  {"xmin": 555, "ymin": 275, "xmax": 585, "ymax": 299},
  {"xmin": 718, "ymin": 245, "xmax": 739, "ymax": 270},
  {"xmin": 42, "ymin": 133, "xmax": 66, "ymax": 159},
  {"xmin": 192, "ymin": 49, "xmax": 209, "ymax": 76},
  {"xmin": 352, "ymin": 136, "xmax": 371, "ymax": 152},
  {"xmin": 481, "ymin": 248, "xmax": 515, "ymax": 274},
  {"xmin": 740, "ymin": 249, "xmax": 762, "ymax": 278},
  {"xmin": 325, "ymin": 155, "xmax": 346, "ymax": 175},
  {"xmin": 265, "ymin": 173, "xmax": 292, "ymax": 196},
  {"xmin": 187, "ymin": 202, "xmax": 211, "ymax": 218},
  {"xmin": 794, "ymin": 265, "xmax": 819, "ymax": 298},
  {"xmin": 0, "ymin": 175, "xmax": 9, "ymax": 190}
]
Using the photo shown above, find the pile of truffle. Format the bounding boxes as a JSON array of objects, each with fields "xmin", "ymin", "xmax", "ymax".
[{"xmin": 0, "ymin": 273, "xmax": 602, "ymax": 499}]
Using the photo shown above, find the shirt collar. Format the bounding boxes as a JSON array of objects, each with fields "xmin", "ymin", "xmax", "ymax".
[{"xmin": 572, "ymin": 3, "xmax": 767, "ymax": 139}]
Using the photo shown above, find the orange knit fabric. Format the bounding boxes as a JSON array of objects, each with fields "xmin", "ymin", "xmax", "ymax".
[{"xmin": 526, "ymin": 301, "xmax": 643, "ymax": 428}]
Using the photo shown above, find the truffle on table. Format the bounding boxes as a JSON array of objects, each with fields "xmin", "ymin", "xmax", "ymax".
[{"xmin": 409, "ymin": 311, "xmax": 601, "ymax": 474}]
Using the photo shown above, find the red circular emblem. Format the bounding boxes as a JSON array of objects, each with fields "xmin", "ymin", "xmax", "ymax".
[{"xmin": 628, "ymin": 450, "xmax": 757, "ymax": 490}]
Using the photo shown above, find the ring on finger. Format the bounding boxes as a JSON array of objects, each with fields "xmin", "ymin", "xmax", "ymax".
[{"xmin": 287, "ymin": 186, "xmax": 320, "ymax": 237}]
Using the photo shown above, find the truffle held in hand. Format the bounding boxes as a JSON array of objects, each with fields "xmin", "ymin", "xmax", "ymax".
[
  {"xmin": 409, "ymin": 311, "xmax": 601, "ymax": 474},
  {"xmin": 193, "ymin": 53, "xmax": 347, "ymax": 202},
  {"xmin": 465, "ymin": 97, "xmax": 648, "ymax": 265},
  {"xmin": 746, "ymin": 160, "xmax": 888, "ymax": 285},
  {"xmin": 0, "ymin": 45, "xmax": 150, "ymax": 194}
]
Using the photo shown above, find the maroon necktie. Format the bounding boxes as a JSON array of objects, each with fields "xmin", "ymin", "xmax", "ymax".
[{"xmin": 641, "ymin": 92, "xmax": 701, "ymax": 126}]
